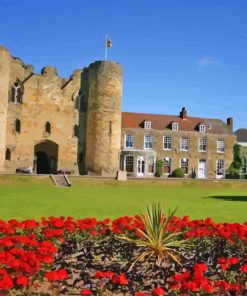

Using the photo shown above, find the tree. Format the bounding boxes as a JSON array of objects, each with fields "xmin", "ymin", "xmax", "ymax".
[
  {"xmin": 155, "ymin": 160, "xmax": 163, "ymax": 177},
  {"xmin": 227, "ymin": 144, "xmax": 243, "ymax": 179}
]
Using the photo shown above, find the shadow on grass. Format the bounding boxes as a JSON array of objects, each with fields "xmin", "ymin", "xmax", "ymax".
[{"xmin": 205, "ymin": 196, "xmax": 247, "ymax": 202}]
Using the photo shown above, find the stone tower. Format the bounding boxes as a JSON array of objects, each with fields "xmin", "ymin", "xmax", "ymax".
[
  {"xmin": 79, "ymin": 61, "xmax": 123, "ymax": 176},
  {"xmin": 0, "ymin": 47, "xmax": 10, "ymax": 172}
]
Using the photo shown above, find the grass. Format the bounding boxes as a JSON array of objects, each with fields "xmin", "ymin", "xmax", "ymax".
[{"xmin": 0, "ymin": 176, "xmax": 246, "ymax": 222}]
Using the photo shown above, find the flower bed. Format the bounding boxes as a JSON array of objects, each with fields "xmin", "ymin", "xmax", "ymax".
[{"xmin": 0, "ymin": 213, "xmax": 246, "ymax": 295}]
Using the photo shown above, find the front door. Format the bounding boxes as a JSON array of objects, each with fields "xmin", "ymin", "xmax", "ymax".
[
  {"xmin": 137, "ymin": 156, "xmax": 145, "ymax": 177},
  {"xmin": 198, "ymin": 159, "xmax": 207, "ymax": 178}
]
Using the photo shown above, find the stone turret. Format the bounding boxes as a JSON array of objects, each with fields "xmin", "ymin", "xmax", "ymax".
[
  {"xmin": 0, "ymin": 46, "xmax": 10, "ymax": 171},
  {"xmin": 80, "ymin": 61, "xmax": 123, "ymax": 176}
]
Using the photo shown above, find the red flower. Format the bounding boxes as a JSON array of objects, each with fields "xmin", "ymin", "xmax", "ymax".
[
  {"xmin": 45, "ymin": 269, "xmax": 68, "ymax": 281},
  {"xmin": 16, "ymin": 275, "xmax": 28, "ymax": 287},
  {"xmin": 228, "ymin": 257, "xmax": 240, "ymax": 265},
  {"xmin": 240, "ymin": 264, "xmax": 247, "ymax": 273},
  {"xmin": 112, "ymin": 274, "xmax": 128, "ymax": 285},
  {"xmin": 152, "ymin": 287, "xmax": 165, "ymax": 295},
  {"xmin": 81, "ymin": 289, "xmax": 92, "ymax": 295},
  {"xmin": 214, "ymin": 281, "xmax": 231, "ymax": 291},
  {"xmin": 94, "ymin": 271, "xmax": 114, "ymax": 279},
  {"xmin": 0, "ymin": 269, "xmax": 13, "ymax": 290},
  {"xmin": 193, "ymin": 263, "xmax": 208, "ymax": 273},
  {"xmin": 135, "ymin": 293, "xmax": 148, "ymax": 296}
]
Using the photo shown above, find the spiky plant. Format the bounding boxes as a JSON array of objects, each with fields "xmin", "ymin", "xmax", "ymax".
[{"xmin": 118, "ymin": 203, "xmax": 192, "ymax": 269}]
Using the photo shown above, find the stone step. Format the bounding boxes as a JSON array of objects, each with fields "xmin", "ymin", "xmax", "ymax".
[{"xmin": 50, "ymin": 174, "xmax": 71, "ymax": 187}]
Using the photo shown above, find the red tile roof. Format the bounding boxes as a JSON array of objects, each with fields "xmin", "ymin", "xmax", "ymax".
[{"xmin": 122, "ymin": 111, "xmax": 233, "ymax": 135}]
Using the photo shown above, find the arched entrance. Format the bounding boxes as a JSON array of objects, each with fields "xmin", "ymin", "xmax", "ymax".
[{"xmin": 34, "ymin": 140, "xmax": 58, "ymax": 174}]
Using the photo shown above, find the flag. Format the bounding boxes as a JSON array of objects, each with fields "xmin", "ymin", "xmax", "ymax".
[{"xmin": 107, "ymin": 37, "xmax": 112, "ymax": 48}]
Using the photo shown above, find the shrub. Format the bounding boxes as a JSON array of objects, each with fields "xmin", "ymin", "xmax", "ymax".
[
  {"xmin": 155, "ymin": 160, "xmax": 163, "ymax": 177},
  {"xmin": 226, "ymin": 144, "xmax": 243, "ymax": 179},
  {"xmin": 226, "ymin": 165, "xmax": 240, "ymax": 179},
  {"xmin": 172, "ymin": 168, "xmax": 185, "ymax": 178}
]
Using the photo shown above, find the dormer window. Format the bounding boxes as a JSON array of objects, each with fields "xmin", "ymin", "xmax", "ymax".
[
  {"xmin": 144, "ymin": 121, "xmax": 151, "ymax": 129},
  {"xmin": 199, "ymin": 124, "xmax": 206, "ymax": 133},
  {"xmin": 172, "ymin": 122, "xmax": 178, "ymax": 131}
]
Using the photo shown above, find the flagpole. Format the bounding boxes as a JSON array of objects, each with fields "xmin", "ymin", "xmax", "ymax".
[{"xmin": 104, "ymin": 34, "xmax": 108, "ymax": 61}]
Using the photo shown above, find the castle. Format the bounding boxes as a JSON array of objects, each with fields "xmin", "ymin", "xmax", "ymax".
[{"xmin": 0, "ymin": 46, "xmax": 236, "ymax": 178}]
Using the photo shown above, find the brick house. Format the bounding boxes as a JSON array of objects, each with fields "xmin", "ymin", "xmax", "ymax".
[{"xmin": 121, "ymin": 108, "xmax": 236, "ymax": 178}]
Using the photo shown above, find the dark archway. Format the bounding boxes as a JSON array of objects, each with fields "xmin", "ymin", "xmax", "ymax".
[
  {"xmin": 36, "ymin": 151, "xmax": 49, "ymax": 174},
  {"xmin": 34, "ymin": 140, "xmax": 58, "ymax": 174}
]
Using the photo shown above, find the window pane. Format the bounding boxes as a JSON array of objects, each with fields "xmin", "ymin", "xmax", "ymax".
[
  {"xmin": 199, "ymin": 138, "xmax": 207, "ymax": 151},
  {"xmin": 181, "ymin": 138, "xmax": 189, "ymax": 151},
  {"xmin": 217, "ymin": 159, "xmax": 225, "ymax": 175},
  {"xmin": 125, "ymin": 156, "xmax": 134, "ymax": 172},
  {"xmin": 172, "ymin": 123, "xmax": 178, "ymax": 131},
  {"xmin": 217, "ymin": 140, "xmax": 225, "ymax": 152},
  {"xmin": 144, "ymin": 135, "xmax": 153, "ymax": 149},
  {"xmin": 148, "ymin": 157, "xmax": 154, "ymax": 173},
  {"xmin": 144, "ymin": 121, "xmax": 151, "ymax": 129},
  {"xmin": 163, "ymin": 158, "xmax": 171, "ymax": 174},
  {"xmin": 163, "ymin": 136, "xmax": 171, "ymax": 149},
  {"xmin": 181, "ymin": 158, "xmax": 189, "ymax": 174},
  {"xmin": 125, "ymin": 134, "xmax": 133, "ymax": 148}
]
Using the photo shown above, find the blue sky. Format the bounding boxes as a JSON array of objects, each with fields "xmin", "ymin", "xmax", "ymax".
[{"xmin": 0, "ymin": 0, "xmax": 246, "ymax": 130}]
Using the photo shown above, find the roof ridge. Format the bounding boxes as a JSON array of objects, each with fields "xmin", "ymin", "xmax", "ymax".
[{"xmin": 122, "ymin": 111, "xmax": 224, "ymax": 122}]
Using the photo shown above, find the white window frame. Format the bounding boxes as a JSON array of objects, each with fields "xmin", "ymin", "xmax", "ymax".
[
  {"xmin": 180, "ymin": 137, "xmax": 189, "ymax": 151},
  {"xmin": 124, "ymin": 134, "xmax": 134, "ymax": 148},
  {"xmin": 144, "ymin": 135, "xmax": 153, "ymax": 150},
  {"xmin": 199, "ymin": 138, "xmax": 207, "ymax": 152},
  {"xmin": 163, "ymin": 136, "xmax": 172, "ymax": 150},
  {"xmin": 163, "ymin": 157, "xmax": 171, "ymax": 174},
  {"xmin": 199, "ymin": 124, "xmax": 206, "ymax": 133},
  {"xmin": 181, "ymin": 158, "xmax": 189, "ymax": 175},
  {"xmin": 216, "ymin": 159, "xmax": 225, "ymax": 178},
  {"xmin": 217, "ymin": 139, "xmax": 225, "ymax": 153},
  {"xmin": 144, "ymin": 121, "xmax": 151, "ymax": 129},
  {"xmin": 172, "ymin": 122, "xmax": 178, "ymax": 131}
]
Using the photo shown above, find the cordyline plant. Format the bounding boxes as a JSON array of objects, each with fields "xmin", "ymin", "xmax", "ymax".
[{"xmin": 118, "ymin": 203, "xmax": 192, "ymax": 269}]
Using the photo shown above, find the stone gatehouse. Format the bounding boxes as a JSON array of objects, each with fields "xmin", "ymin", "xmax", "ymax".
[{"xmin": 0, "ymin": 46, "xmax": 122, "ymax": 176}]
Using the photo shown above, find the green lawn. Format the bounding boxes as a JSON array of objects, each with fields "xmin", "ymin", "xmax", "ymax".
[{"xmin": 0, "ymin": 176, "xmax": 246, "ymax": 223}]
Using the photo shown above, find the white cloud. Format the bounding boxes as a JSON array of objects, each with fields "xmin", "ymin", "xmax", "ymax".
[{"xmin": 197, "ymin": 56, "xmax": 221, "ymax": 67}]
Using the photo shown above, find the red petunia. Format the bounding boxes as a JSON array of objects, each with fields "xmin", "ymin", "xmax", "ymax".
[
  {"xmin": 81, "ymin": 289, "xmax": 92, "ymax": 295},
  {"xmin": 45, "ymin": 269, "xmax": 68, "ymax": 281},
  {"xmin": 240, "ymin": 264, "xmax": 247, "ymax": 273},
  {"xmin": 112, "ymin": 274, "xmax": 128, "ymax": 285},
  {"xmin": 16, "ymin": 275, "xmax": 28, "ymax": 287},
  {"xmin": 152, "ymin": 287, "xmax": 165, "ymax": 295}
]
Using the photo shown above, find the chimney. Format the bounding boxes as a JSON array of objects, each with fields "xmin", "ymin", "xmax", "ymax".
[
  {"xmin": 227, "ymin": 117, "xmax": 233, "ymax": 131},
  {"xmin": 180, "ymin": 107, "xmax": 187, "ymax": 119}
]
